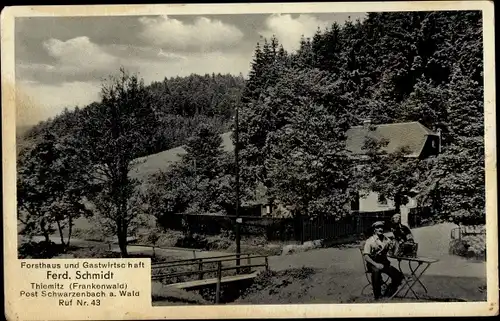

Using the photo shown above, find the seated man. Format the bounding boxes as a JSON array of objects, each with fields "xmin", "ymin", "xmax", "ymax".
[
  {"xmin": 391, "ymin": 214, "xmax": 414, "ymax": 243},
  {"xmin": 363, "ymin": 221, "xmax": 403, "ymax": 300}
]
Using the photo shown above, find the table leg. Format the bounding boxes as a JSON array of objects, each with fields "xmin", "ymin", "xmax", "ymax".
[
  {"xmin": 408, "ymin": 261, "xmax": 429, "ymax": 293},
  {"xmin": 390, "ymin": 260, "xmax": 412, "ymax": 299},
  {"xmin": 402, "ymin": 262, "xmax": 423, "ymax": 299},
  {"xmin": 402, "ymin": 262, "xmax": 431, "ymax": 299}
]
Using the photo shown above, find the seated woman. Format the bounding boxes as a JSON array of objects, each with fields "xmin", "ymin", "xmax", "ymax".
[
  {"xmin": 391, "ymin": 214, "xmax": 418, "ymax": 257},
  {"xmin": 391, "ymin": 214, "xmax": 414, "ymax": 243}
]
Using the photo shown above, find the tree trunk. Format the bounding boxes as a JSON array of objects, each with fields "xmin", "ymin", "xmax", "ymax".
[
  {"xmin": 117, "ymin": 220, "xmax": 129, "ymax": 258},
  {"xmin": 40, "ymin": 219, "xmax": 50, "ymax": 243},
  {"xmin": 394, "ymin": 192, "xmax": 402, "ymax": 213},
  {"xmin": 118, "ymin": 234, "xmax": 128, "ymax": 257},
  {"xmin": 67, "ymin": 215, "xmax": 73, "ymax": 248},
  {"xmin": 55, "ymin": 219, "xmax": 66, "ymax": 250}
]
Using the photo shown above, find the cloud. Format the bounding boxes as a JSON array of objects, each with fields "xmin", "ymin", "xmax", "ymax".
[
  {"xmin": 138, "ymin": 16, "xmax": 244, "ymax": 51},
  {"xmin": 15, "ymin": 49, "xmax": 251, "ymax": 126},
  {"xmin": 19, "ymin": 38, "xmax": 190, "ymax": 85},
  {"xmin": 260, "ymin": 14, "xmax": 331, "ymax": 52},
  {"xmin": 17, "ymin": 80, "xmax": 102, "ymax": 126},
  {"xmin": 43, "ymin": 36, "xmax": 118, "ymax": 72}
]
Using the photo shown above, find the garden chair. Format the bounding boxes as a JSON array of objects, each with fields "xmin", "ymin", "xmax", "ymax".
[{"xmin": 359, "ymin": 247, "xmax": 390, "ymax": 296}]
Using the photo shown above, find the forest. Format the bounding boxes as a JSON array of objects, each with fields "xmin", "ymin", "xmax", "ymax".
[{"xmin": 17, "ymin": 11, "xmax": 485, "ymax": 257}]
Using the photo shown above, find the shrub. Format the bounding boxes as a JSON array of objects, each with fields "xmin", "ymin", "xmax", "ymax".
[
  {"xmin": 18, "ymin": 241, "xmax": 65, "ymax": 259},
  {"xmin": 175, "ymin": 233, "xmax": 209, "ymax": 249},
  {"xmin": 462, "ymin": 234, "xmax": 486, "ymax": 259},
  {"xmin": 449, "ymin": 239, "xmax": 468, "ymax": 256},
  {"xmin": 206, "ymin": 234, "xmax": 233, "ymax": 250},
  {"xmin": 449, "ymin": 234, "xmax": 486, "ymax": 260},
  {"xmin": 72, "ymin": 226, "xmax": 111, "ymax": 242},
  {"xmin": 137, "ymin": 229, "xmax": 184, "ymax": 248}
]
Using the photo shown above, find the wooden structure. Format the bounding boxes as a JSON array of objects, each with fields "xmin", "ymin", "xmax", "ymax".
[
  {"xmin": 151, "ymin": 253, "xmax": 269, "ymax": 303},
  {"xmin": 450, "ymin": 225, "xmax": 486, "ymax": 240}
]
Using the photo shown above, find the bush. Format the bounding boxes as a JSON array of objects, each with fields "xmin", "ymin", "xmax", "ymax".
[
  {"xmin": 449, "ymin": 239, "xmax": 468, "ymax": 257},
  {"xmin": 206, "ymin": 234, "xmax": 233, "ymax": 250},
  {"xmin": 462, "ymin": 234, "xmax": 486, "ymax": 259},
  {"xmin": 72, "ymin": 226, "xmax": 112, "ymax": 242},
  {"xmin": 18, "ymin": 241, "xmax": 65, "ymax": 259},
  {"xmin": 175, "ymin": 233, "xmax": 209, "ymax": 249},
  {"xmin": 449, "ymin": 234, "xmax": 486, "ymax": 260}
]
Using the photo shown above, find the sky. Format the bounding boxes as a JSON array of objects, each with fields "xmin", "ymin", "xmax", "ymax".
[{"xmin": 15, "ymin": 12, "xmax": 367, "ymax": 127}]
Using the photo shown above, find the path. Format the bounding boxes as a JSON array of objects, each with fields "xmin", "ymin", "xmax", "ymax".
[
  {"xmin": 268, "ymin": 223, "xmax": 486, "ymax": 279},
  {"xmin": 22, "ymin": 235, "xmax": 230, "ymax": 260}
]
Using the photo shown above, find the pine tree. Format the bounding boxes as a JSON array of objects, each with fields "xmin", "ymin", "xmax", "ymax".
[{"xmin": 427, "ymin": 65, "xmax": 484, "ymax": 224}]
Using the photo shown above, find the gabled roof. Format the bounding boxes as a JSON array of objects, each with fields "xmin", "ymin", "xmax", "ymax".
[
  {"xmin": 131, "ymin": 121, "xmax": 438, "ymax": 182},
  {"xmin": 345, "ymin": 121, "xmax": 438, "ymax": 158}
]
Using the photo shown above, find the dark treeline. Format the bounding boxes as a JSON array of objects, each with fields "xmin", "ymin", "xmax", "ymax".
[
  {"xmin": 235, "ymin": 11, "xmax": 483, "ymax": 225},
  {"xmin": 20, "ymin": 72, "xmax": 245, "ymax": 158}
]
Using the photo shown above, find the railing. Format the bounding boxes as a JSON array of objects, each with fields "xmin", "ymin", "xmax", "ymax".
[
  {"xmin": 151, "ymin": 253, "xmax": 269, "ymax": 303},
  {"xmin": 451, "ymin": 225, "xmax": 486, "ymax": 240}
]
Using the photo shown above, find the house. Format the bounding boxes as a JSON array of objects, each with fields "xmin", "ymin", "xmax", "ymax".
[
  {"xmin": 345, "ymin": 120, "xmax": 441, "ymax": 224},
  {"xmin": 130, "ymin": 120, "xmax": 440, "ymax": 223}
]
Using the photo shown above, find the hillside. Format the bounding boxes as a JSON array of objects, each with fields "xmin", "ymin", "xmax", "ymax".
[
  {"xmin": 129, "ymin": 131, "xmax": 235, "ymax": 182},
  {"xmin": 17, "ymin": 73, "xmax": 245, "ymax": 162}
]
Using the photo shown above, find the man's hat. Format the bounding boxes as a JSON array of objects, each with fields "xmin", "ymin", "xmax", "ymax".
[{"xmin": 372, "ymin": 221, "xmax": 384, "ymax": 228}]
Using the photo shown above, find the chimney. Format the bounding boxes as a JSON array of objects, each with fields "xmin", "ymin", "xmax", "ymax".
[{"xmin": 363, "ymin": 119, "xmax": 372, "ymax": 129}]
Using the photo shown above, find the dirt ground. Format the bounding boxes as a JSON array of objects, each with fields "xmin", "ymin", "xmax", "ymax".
[
  {"xmin": 152, "ymin": 223, "xmax": 487, "ymax": 305},
  {"xmin": 232, "ymin": 267, "xmax": 486, "ymax": 304}
]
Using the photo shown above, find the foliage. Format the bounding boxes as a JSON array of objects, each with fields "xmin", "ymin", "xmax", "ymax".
[
  {"xmin": 19, "ymin": 73, "xmax": 244, "ymax": 162},
  {"xmin": 265, "ymin": 76, "xmax": 353, "ymax": 217},
  {"xmin": 77, "ymin": 68, "xmax": 157, "ymax": 257},
  {"xmin": 17, "ymin": 120, "xmax": 94, "ymax": 248},
  {"xmin": 237, "ymin": 36, "xmax": 292, "ymax": 196},
  {"xmin": 18, "ymin": 11, "xmax": 485, "ymax": 248},
  {"xmin": 237, "ymin": 11, "xmax": 484, "ymax": 225},
  {"xmin": 449, "ymin": 233, "xmax": 486, "ymax": 260},
  {"xmin": 356, "ymin": 133, "xmax": 422, "ymax": 211},
  {"xmin": 18, "ymin": 241, "xmax": 65, "ymax": 259},
  {"xmin": 146, "ymin": 124, "xmax": 235, "ymax": 231},
  {"xmin": 149, "ymin": 73, "xmax": 245, "ymax": 118}
]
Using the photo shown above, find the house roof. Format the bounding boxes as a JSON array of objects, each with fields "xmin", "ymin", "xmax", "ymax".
[
  {"xmin": 345, "ymin": 121, "xmax": 438, "ymax": 158},
  {"xmin": 131, "ymin": 121, "xmax": 438, "ymax": 182}
]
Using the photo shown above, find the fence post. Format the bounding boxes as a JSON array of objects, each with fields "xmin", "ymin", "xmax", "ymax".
[
  {"xmin": 301, "ymin": 217, "xmax": 305, "ymax": 245},
  {"xmin": 215, "ymin": 261, "xmax": 222, "ymax": 304},
  {"xmin": 198, "ymin": 259, "xmax": 204, "ymax": 280}
]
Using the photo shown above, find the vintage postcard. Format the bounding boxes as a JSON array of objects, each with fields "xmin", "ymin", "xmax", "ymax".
[{"xmin": 2, "ymin": 1, "xmax": 498, "ymax": 319}]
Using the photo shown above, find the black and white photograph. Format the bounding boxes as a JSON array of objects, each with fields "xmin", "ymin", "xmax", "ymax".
[{"xmin": 6, "ymin": 2, "xmax": 496, "ymax": 312}]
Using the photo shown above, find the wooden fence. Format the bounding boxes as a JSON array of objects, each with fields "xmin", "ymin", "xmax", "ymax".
[
  {"xmin": 301, "ymin": 210, "xmax": 396, "ymax": 242},
  {"xmin": 163, "ymin": 209, "xmax": 397, "ymax": 243},
  {"xmin": 450, "ymin": 225, "xmax": 486, "ymax": 240}
]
